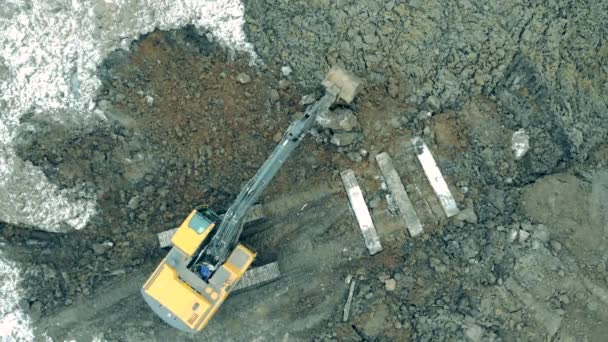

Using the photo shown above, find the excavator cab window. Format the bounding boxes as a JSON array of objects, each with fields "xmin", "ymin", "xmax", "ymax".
[{"xmin": 188, "ymin": 212, "xmax": 213, "ymax": 234}]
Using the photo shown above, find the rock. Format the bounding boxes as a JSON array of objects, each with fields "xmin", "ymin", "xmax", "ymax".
[
  {"xmin": 281, "ymin": 65, "xmax": 292, "ymax": 76},
  {"xmin": 550, "ymin": 240, "xmax": 562, "ymax": 252},
  {"xmin": 384, "ymin": 278, "xmax": 396, "ymax": 291},
  {"xmin": 330, "ymin": 132, "xmax": 359, "ymax": 147},
  {"xmin": 426, "ymin": 96, "xmax": 441, "ymax": 111},
  {"xmin": 278, "ymin": 79, "xmax": 291, "ymax": 90},
  {"xmin": 30, "ymin": 301, "xmax": 43, "ymax": 321},
  {"xmin": 430, "ymin": 257, "xmax": 447, "ymax": 273},
  {"xmin": 18, "ymin": 298, "xmax": 30, "ymax": 312},
  {"xmin": 533, "ymin": 224, "xmax": 550, "ymax": 243},
  {"xmin": 518, "ymin": 230, "xmax": 530, "ymax": 242},
  {"xmin": 346, "ymin": 151, "xmax": 362, "ymax": 162},
  {"xmin": 465, "ymin": 324, "xmax": 484, "ymax": 342},
  {"xmin": 387, "ymin": 77, "xmax": 399, "ymax": 98},
  {"xmin": 270, "ymin": 89, "xmax": 280, "ymax": 101},
  {"xmin": 92, "ymin": 241, "xmax": 113, "ymax": 255},
  {"xmin": 509, "ymin": 229, "xmax": 519, "ymax": 243},
  {"xmin": 488, "ymin": 187, "xmax": 506, "ymax": 210},
  {"xmin": 455, "ymin": 207, "xmax": 477, "ymax": 224},
  {"xmin": 145, "ymin": 95, "xmax": 154, "ymax": 106},
  {"xmin": 272, "ymin": 131, "xmax": 283, "ymax": 143},
  {"xmin": 462, "ymin": 238, "xmax": 480, "ymax": 258},
  {"xmin": 41, "ymin": 264, "xmax": 57, "ymax": 281},
  {"xmin": 316, "ymin": 109, "xmax": 358, "ymax": 131},
  {"xmin": 236, "ymin": 72, "xmax": 251, "ymax": 84},
  {"xmin": 368, "ymin": 196, "xmax": 381, "ymax": 209},
  {"xmin": 511, "ymin": 129, "xmax": 530, "ymax": 160},
  {"xmin": 128, "ymin": 196, "xmax": 140, "ymax": 210}
]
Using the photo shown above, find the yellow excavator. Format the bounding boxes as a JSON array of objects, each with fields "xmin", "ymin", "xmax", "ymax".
[{"xmin": 141, "ymin": 67, "xmax": 362, "ymax": 333}]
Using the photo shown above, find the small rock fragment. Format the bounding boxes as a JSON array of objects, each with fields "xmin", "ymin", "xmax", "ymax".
[
  {"xmin": 426, "ymin": 96, "xmax": 441, "ymax": 111},
  {"xmin": 511, "ymin": 129, "xmax": 530, "ymax": 160},
  {"xmin": 92, "ymin": 241, "xmax": 113, "ymax": 255},
  {"xmin": 281, "ymin": 65, "xmax": 292, "ymax": 76},
  {"xmin": 387, "ymin": 77, "xmax": 399, "ymax": 98},
  {"xmin": 128, "ymin": 196, "xmax": 140, "ymax": 210},
  {"xmin": 301, "ymin": 94, "xmax": 316, "ymax": 105},
  {"xmin": 465, "ymin": 324, "xmax": 484, "ymax": 342},
  {"xmin": 518, "ymin": 230, "xmax": 530, "ymax": 242},
  {"xmin": 346, "ymin": 151, "xmax": 363, "ymax": 162},
  {"xmin": 30, "ymin": 301, "xmax": 43, "ymax": 321},
  {"xmin": 509, "ymin": 229, "xmax": 519, "ymax": 242},
  {"xmin": 430, "ymin": 257, "xmax": 447, "ymax": 273},
  {"xmin": 550, "ymin": 240, "xmax": 562, "ymax": 252},
  {"xmin": 272, "ymin": 131, "xmax": 283, "ymax": 143},
  {"xmin": 270, "ymin": 89, "xmax": 280, "ymax": 101},
  {"xmin": 330, "ymin": 132, "xmax": 359, "ymax": 146},
  {"xmin": 278, "ymin": 79, "xmax": 291, "ymax": 90},
  {"xmin": 384, "ymin": 278, "xmax": 396, "ymax": 291},
  {"xmin": 236, "ymin": 72, "xmax": 252, "ymax": 84},
  {"xmin": 455, "ymin": 207, "xmax": 477, "ymax": 224},
  {"xmin": 145, "ymin": 95, "xmax": 154, "ymax": 106}
]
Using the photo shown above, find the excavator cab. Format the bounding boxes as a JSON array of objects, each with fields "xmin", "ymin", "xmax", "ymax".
[{"xmin": 141, "ymin": 208, "xmax": 255, "ymax": 333}]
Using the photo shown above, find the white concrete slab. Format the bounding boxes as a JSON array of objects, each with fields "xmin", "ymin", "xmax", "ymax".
[
  {"xmin": 375, "ymin": 152, "xmax": 423, "ymax": 237},
  {"xmin": 411, "ymin": 137, "xmax": 460, "ymax": 217},
  {"xmin": 340, "ymin": 169, "xmax": 383, "ymax": 255}
]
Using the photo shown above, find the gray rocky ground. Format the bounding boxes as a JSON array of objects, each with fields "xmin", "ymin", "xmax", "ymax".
[{"xmin": 1, "ymin": 1, "xmax": 608, "ymax": 341}]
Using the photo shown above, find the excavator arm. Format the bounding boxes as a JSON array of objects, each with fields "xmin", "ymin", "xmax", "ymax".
[{"xmin": 192, "ymin": 67, "xmax": 362, "ymax": 272}]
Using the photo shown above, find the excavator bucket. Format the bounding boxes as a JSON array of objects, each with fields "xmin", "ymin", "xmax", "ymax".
[{"xmin": 322, "ymin": 66, "xmax": 363, "ymax": 104}]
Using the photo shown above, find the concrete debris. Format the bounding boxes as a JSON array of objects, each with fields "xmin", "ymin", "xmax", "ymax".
[
  {"xmin": 411, "ymin": 137, "xmax": 460, "ymax": 217},
  {"xmin": 343, "ymin": 279, "xmax": 356, "ymax": 322},
  {"xmin": 375, "ymin": 152, "xmax": 423, "ymax": 237},
  {"xmin": 157, "ymin": 228, "xmax": 178, "ymax": 249},
  {"xmin": 340, "ymin": 169, "xmax": 382, "ymax": 255},
  {"xmin": 236, "ymin": 72, "xmax": 252, "ymax": 84},
  {"xmin": 511, "ymin": 129, "xmax": 530, "ymax": 160},
  {"xmin": 316, "ymin": 109, "xmax": 359, "ymax": 132}
]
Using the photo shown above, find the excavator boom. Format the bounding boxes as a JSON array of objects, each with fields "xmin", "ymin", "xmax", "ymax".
[{"xmin": 194, "ymin": 67, "xmax": 361, "ymax": 270}]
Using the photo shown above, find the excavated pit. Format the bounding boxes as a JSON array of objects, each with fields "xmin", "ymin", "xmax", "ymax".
[{"xmin": 2, "ymin": 2, "xmax": 608, "ymax": 341}]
